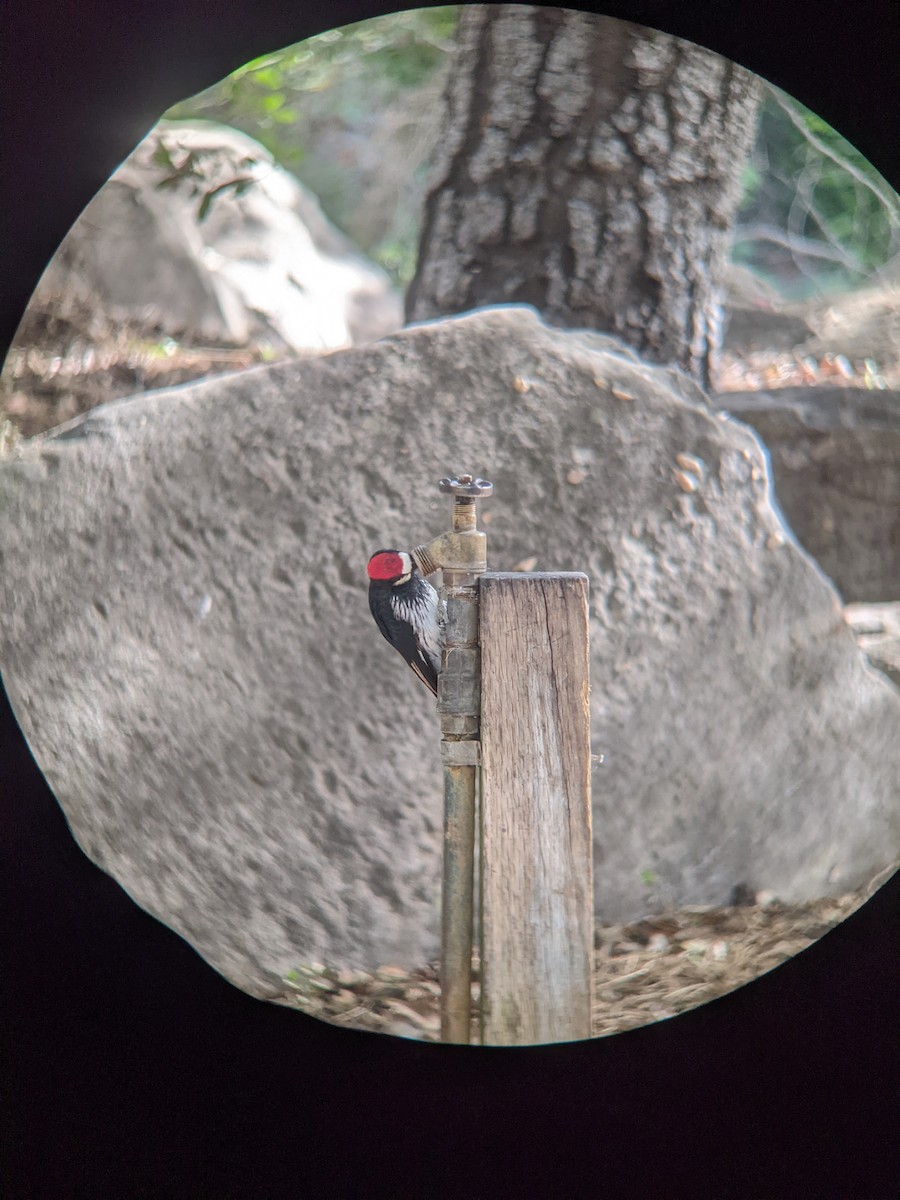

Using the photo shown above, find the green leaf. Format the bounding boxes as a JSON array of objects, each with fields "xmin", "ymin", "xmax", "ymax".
[
  {"xmin": 152, "ymin": 141, "xmax": 175, "ymax": 171},
  {"xmin": 252, "ymin": 66, "xmax": 283, "ymax": 90},
  {"xmin": 197, "ymin": 190, "xmax": 215, "ymax": 222}
]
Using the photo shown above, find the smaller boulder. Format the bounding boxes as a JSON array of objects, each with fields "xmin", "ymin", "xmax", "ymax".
[
  {"xmin": 719, "ymin": 388, "xmax": 900, "ymax": 602},
  {"xmin": 17, "ymin": 120, "xmax": 403, "ymax": 355}
]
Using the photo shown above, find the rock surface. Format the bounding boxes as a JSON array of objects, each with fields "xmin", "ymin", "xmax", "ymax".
[
  {"xmin": 1, "ymin": 307, "xmax": 898, "ymax": 997},
  {"xmin": 719, "ymin": 388, "xmax": 900, "ymax": 602},
  {"xmin": 15, "ymin": 120, "xmax": 402, "ymax": 356},
  {"xmin": 844, "ymin": 603, "xmax": 900, "ymax": 687}
]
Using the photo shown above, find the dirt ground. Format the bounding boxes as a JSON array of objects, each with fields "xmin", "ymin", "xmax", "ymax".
[
  {"xmin": 1, "ymin": 291, "xmax": 275, "ymax": 440},
  {"xmin": 273, "ymin": 880, "xmax": 892, "ymax": 1043}
]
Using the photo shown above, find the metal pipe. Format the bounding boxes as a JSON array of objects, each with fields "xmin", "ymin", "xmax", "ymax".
[
  {"xmin": 437, "ymin": 576, "xmax": 481, "ymax": 1043},
  {"xmin": 440, "ymin": 762, "xmax": 477, "ymax": 1043},
  {"xmin": 413, "ymin": 474, "xmax": 491, "ymax": 1044}
]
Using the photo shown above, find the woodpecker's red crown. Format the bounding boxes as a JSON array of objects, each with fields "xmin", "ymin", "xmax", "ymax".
[{"xmin": 367, "ymin": 549, "xmax": 412, "ymax": 583}]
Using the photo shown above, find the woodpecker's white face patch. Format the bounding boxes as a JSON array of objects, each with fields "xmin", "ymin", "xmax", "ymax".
[{"xmin": 393, "ymin": 551, "xmax": 413, "ymax": 584}]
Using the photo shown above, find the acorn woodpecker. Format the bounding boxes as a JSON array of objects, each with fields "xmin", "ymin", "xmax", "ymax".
[{"xmin": 366, "ymin": 549, "xmax": 444, "ymax": 696}]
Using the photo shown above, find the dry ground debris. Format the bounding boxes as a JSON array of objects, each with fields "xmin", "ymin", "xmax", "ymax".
[{"xmin": 274, "ymin": 885, "xmax": 883, "ymax": 1043}]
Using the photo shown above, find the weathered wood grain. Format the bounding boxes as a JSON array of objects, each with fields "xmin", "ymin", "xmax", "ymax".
[{"xmin": 479, "ymin": 572, "xmax": 593, "ymax": 1045}]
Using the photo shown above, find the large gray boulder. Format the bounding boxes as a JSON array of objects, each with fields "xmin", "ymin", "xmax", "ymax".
[
  {"xmin": 18, "ymin": 120, "xmax": 402, "ymax": 355},
  {"xmin": 1, "ymin": 307, "xmax": 897, "ymax": 998}
]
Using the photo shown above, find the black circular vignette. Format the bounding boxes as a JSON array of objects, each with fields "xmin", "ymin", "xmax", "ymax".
[{"xmin": 2, "ymin": 1, "xmax": 899, "ymax": 1197}]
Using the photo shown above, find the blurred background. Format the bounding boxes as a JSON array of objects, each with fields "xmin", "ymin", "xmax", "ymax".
[{"xmin": 1, "ymin": 6, "xmax": 897, "ymax": 443}]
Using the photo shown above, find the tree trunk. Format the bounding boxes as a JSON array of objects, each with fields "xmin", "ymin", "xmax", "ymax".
[{"xmin": 406, "ymin": 6, "xmax": 761, "ymax": 389}]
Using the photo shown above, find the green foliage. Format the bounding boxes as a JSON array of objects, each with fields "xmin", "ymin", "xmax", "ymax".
[
  {"xmin": 166, "ymin": 8, "xmax": 457, "ymax": 181},
  {"xmin": 738, "ymin": 162, "xmax": 764, "ymax": 209},
  {"xmin": 164, "ymin": 13, "xmax": 894, "ymax": 299},
  {"xmin": 735, "ymin": 86, "xmax": 899, "ymax": 296},
  {"xmin": 369, "ymin": 236, "xmax": 420, "ymax": 287},
  {"xmin": 164, "ymin": 9, "xmax": 459, "ymax": 285},
  {"xmin": 150, "ymin": 136, "xmax": 260, "ymax": 223}
]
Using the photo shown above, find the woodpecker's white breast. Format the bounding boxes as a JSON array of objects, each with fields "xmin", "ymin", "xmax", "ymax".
[{"xmin": 393, "ymin": 579, "xmax": 444, "ymax": 674}]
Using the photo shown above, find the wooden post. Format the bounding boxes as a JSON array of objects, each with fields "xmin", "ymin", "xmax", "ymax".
[{"xmin": 478, "ymin": 572, "xmax": 594, "ymax": 1045}]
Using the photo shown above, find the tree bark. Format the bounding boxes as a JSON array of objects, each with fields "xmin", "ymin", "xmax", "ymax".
[{"xmin": 406, "ymin": 6, "xmax": 761, "ymax": 388}]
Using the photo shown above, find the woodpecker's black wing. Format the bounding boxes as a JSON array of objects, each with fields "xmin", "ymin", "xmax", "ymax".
[{"xmin": 369, "ymin": 590, "xmax": 439, "ymax": 696}]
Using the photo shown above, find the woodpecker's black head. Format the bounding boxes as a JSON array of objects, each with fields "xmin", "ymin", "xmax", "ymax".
[{"xmin": 366, "ymin": 549, "xmax": 415, "ymax": 588}]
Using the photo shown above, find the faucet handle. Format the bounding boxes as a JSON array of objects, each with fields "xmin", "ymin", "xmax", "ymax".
[{"xmin": 439, "ymin": 474, "xmax": 493, "ymax": 499}]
